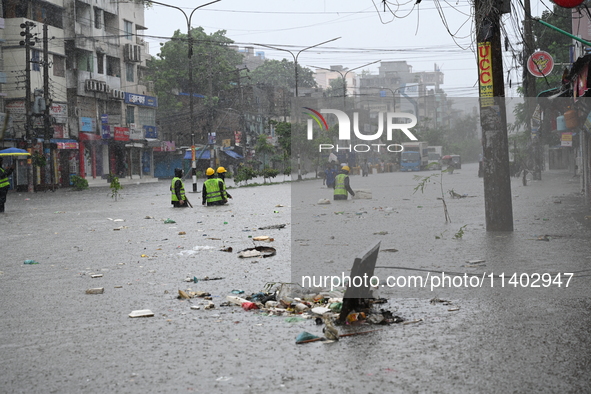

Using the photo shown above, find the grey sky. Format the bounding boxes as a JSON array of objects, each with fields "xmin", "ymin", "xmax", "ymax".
[{"xmin": 144, "ymin": 0, "xmax": 552, "ymax": 98}]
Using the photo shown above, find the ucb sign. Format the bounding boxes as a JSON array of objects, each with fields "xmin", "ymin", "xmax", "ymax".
[
  {"xmin": 304, "ymin": 108, "xmax": 418, "ymax": 153},
  {"xmin": 85, "ymin": 79, "xmax": 125, "ymax": 100}
]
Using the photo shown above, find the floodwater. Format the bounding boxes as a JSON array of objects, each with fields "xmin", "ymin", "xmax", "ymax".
[{"xmin": 1, "ymin": 163, "xmax": 590, "ymax": 393}]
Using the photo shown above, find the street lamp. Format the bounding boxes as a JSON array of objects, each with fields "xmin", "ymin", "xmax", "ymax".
[
  {"xmin": 255, "ymin": 37, "xmax": 340, "ymax": 98},
  {"xmin": 308, "ymin": 60, "xmax": 381, "ymax": 108},
  {"xmin": 149, "ymin": 0, "xmax": 221, "ymax": 192},
  {"xmin": 365, "ymin": 84, "xmax": 420, "ymax": 114},
  {"xmin": 256, "ymin": 38, "xmax": 339, "ymax": 181}
]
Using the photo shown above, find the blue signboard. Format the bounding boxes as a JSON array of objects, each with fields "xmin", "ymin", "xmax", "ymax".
[
  {"xmin": 102, "ymin": 124, "xmax": 111, "ymax": 139},
  {"xmin": 80, "ymin": 117, "xmax": 94, "ymax": 132},
  {"xmin": 124, "ymin": 93, "xmax": 158, "ymax": 108},
  {"xmin": 143, "ymin": 125, "xmax": 158, "ymax": 139}
]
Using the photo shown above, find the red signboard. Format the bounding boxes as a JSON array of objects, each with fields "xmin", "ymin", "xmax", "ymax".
[
  {"xmin": 553, "ymin": 0, "xmax": 583, "ymax": 8},
  {"xmin": 113, "ymin": 127, "xmax": 130, "ymax": 141},
  {"xmin": 527, "ymin": 51, "xmax": 554, "ymax": 78}
]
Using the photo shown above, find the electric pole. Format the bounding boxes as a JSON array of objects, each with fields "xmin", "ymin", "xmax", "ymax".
[
  {"xmin": 43, "ymin": 22, "xmax": 54, "ymax": 190},
  {"xmin": 523, "ymin": 0, "xmax": 541, "ymax": 180},
  {"xmin": 475, "ymin": 0, "xmax": 514, "ymax": 231},
  {"xmin": 20, "ymin": 21, "xmax": 36, "ymax": 192}
]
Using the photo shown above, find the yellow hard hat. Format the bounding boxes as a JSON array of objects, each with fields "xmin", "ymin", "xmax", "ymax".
[
  {"xmin": 217, "ymin": 166, "xmax": 227, "ymax": 173},
  {"xmin": 342, "ymin": 165, "xmax": 350, "ymax": 172},
  {"xmin": 206, "ymin": 168, "xmax": 215, "ymax": 176}
]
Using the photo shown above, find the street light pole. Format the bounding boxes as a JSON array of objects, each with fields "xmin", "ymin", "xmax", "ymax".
[
  {"xmin": 309, "ymin": 60, "xmax": 380, "ymax": 109},
  {"xmin": 149, "ymin": 0, "xmax": 220, "ymax": 192},
  {"xmin": 256, "ymin": 38, "xmax": 339, "ymax": 181},
  {"xmin": 256, "ymin": 37, "xmax": 340, "ymax": 97}
]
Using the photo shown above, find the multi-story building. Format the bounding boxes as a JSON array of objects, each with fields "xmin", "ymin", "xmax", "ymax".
[{"xmin": 2, "ymin": 0, "xmax": 155, "ymax": 189}]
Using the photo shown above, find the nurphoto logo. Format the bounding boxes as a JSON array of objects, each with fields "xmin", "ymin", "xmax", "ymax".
[{"xmin": 304, "ymin": 107, "xmax": 418, "ymax": 153}]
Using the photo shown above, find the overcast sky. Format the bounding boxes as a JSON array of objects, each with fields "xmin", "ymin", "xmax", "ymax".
[{"xmin": 143, "ymin": 0, "xmax": 553, "ymax": 98}]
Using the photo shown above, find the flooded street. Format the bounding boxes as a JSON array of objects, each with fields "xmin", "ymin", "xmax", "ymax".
[{"xmin": 2, "ymin": 163, "xmax": 591, "ymax": 393}]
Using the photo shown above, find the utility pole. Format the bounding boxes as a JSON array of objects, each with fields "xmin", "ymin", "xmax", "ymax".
[
  {"xmin": 20, "ymin": 21, "xmax": 36, "ymax": 192},
  {"xmin": 43, "ymin": 22, "xmax": 54, "ymax": 190},
  {"xmin": 523, "ymin": 0, "xmax": 541, "ymax": 180},
  {"xmin": 475, "ymin": 0, "xmax": 514, "ymax": 231}
]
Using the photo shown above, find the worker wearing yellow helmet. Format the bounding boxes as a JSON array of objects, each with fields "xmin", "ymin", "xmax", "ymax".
[
  {"xmin": 202, "ymin": 167, "xmax": 229, "ymax": 206},
  {"xmin": 333, "ymin": 165, "xmax": 355, "ymax": 200},
  {"xmin": 216, "ymin": 167, "xmax": 233, "ymax": 201}
]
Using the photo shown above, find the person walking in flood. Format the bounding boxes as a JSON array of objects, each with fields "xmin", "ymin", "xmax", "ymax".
[
  {"xmin": 0, "ymin": 157, "xmax": 14, "ymax": 213},
  {"xmin": 202, "ymin": 167, "xmax": 229, "ymax": 206},
  {"xmin": 216, "ymin": 167, "xmax": 233, "ymax": 201},
  {"xmin": 333, "ymin": 165, "xmax": 355, "ymax": 200},
  {"xmin": 170, "ymin": 168, "xmax": 188, "ymax": 208}
]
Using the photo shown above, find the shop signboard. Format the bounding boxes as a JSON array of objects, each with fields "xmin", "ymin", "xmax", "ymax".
[
  {"xmin": 114, "ymin": 127, "xmax": 130, "ymax": 141},
  {"xmin": 50, "ymin": 103, "xmax": 68, "ymax": 124},
  {"xmin": 561, "ymin": 132, "xmax": 573, "ymax": 147},
  {"xmin": 80, "ymin": 117, "xmax": 95, "ymax": 132},
  {"xmin": 124, "ymin": 93, "xmax": 158, "ymax": 108},
  {"xmin": 143, "ymin": 125, "xmax": 157, "ymax": 139},
  {"xmin": 102, "ymin": 124, "xmax": 111, "ymax": 139},
  {"xmin": 527, "ymin": 51, "xmax": 554, "ymax": 78},
  {"xmin": 478, "ymin": 42, "xmax": 494, "ymax": 107}
]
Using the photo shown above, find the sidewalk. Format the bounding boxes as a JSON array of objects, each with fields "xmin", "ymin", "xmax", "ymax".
[{"xmin": 85, "ymin": 175, "xmax": 160, "ymax": 187}]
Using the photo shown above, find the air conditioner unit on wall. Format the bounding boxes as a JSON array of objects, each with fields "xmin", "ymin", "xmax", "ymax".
[
  {"xmin": 133, "ymin": 45, "xmax": 141, "ymax": 62},
  {"xmin": 124, "ymin": 43, "xmax": 133, "ymax": 62}
]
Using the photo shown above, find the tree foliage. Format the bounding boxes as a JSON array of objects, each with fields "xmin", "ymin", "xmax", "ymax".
[
  {"xmin": 146, "ymin": 28, "xmax": 243, "ymax": 119},
  {"xmin": 250, "ymin": 59, "xmax": 316, "ymax": 90},
  {"xmin": 325, "ymin": 77, "xmax": 346, "ymax": 98}
]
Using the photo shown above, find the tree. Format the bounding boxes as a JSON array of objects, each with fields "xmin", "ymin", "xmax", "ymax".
[
  {"xmin": 250, "ymin": 59, "xmax": 316, "ymax": 90},
  {"xmin": 255, "ymin": 134, "xmax": 276, "ymax": 183},
  {"xmin": 324, "ymin": 77, "xmax": 346, "ymax": 98},
  {"xmin": 146, "ymin": 28, "xmax": 244, "ymax": 143}
]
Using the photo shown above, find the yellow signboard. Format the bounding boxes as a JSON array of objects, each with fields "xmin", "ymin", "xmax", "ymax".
[{"xmin": 478, "ymin": 42, "xmax": 494, "ymax": 107}]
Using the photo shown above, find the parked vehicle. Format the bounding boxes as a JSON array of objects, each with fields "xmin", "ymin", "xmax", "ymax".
[
  {"xmin": 427, "ymin": 146, "xmax": 443, "ymax": 170},
  {"xmin": 400, "ymin": 141, "xmax": 429, "ymax": 171}
]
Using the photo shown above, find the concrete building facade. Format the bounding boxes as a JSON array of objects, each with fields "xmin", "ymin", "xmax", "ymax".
[{"xmin": 1, "ymin": 0, "xmax": 156, "ymax": 189}]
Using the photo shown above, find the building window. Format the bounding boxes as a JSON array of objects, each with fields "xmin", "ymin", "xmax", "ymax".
[
  {"xmin": 138, "ymin": 108, "xmax": 156, "ymax": 126},
  {"xmin": 77, "ymin": 51, "xmax": 93, "ymax": 72},
  {"xmin": 32, "ymin": 50, "xmax": 40, "ymax": 72},
  {"xmin": 106, "ymin": 56, "xmax": 120, "ymax": 77},
  {"xmin": 94, "ymin": 7, "xmax": 102, "ymax": 29},
  {"xmin": 126, "ymin": 106, "xmax": 135, "ymax": 125},
  {"xmin": 97, "ymin": 53, "xmax": 104, "ymax": 74},
  {"xmin": 124, "ymin": 20, "xmax": 133, "ymax": 40},
  {"xmin": 53, "ymin": 55, "xmax": 65, "ymax": 77},
  {"xmin": 126, "ymin": 63, "xmax": 134, "ymax": 82}
]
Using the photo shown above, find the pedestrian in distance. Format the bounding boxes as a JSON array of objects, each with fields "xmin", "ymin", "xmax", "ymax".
[
  {"xmin": 333, "ymin": 165, "xmax": 355, "ymax": 200},
  {"xmin": 216, "ymin": 166, "xmax": 233, "ymax": 201},
  {"xmin": 202, "ymin": 167, "xmax": 229, "ymax": 206},
  {"xmin": 170, "ymin": 168, "xmax": 189, "ymax": 208},
  {"xmin": 325, "ymin": 164, "xmax": 336, "ymax": 188},
  {"xmin": 362, "ymin": 159, "xmax": 370, "ymax": 177},
  {"xmin": 0, "ymin": 157, "xmax": 14, "ymax": 213}
]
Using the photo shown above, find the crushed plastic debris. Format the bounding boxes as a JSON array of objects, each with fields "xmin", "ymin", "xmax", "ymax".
[
  {"xmin": 238, "ymin": 246, "xmax": 276, "ymax": 258},
  {"xmin": 317, "ymin": 199, "xmax": 331, "ymax": 205},
  {"xmin": 163, "ymin": 218, "xmax": 176, "ymax": 224},
  {"xmin": 129, "ymin": 309, "xmax": 154, "ymax": 318},
  {"xmin": 252, "ymin": 236, "xmax": 274, "ymax": 242},
  {"xmin": 352, "ymin": 189, "xmax": 372, "ymax": 199},
  {"xmin": 258, "ymin": 224, "xmax": 286, "ymax": 230},
  {"xmin": 85, "ymin": 288, "xmax": 104, "ymax": 294},
  {"xmin": 23, "ymin": 260, "xmax": 39, "ymax": 265}
]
